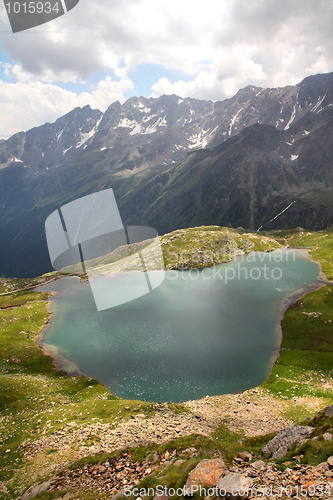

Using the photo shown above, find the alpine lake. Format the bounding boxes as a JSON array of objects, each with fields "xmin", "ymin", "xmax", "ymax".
[{"xmin": 37, "ymin": 249, "xmax": 321, "ymax": 403}]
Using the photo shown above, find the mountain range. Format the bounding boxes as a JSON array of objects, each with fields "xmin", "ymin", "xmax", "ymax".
[{"xmin": 0, "ymin": 71, "xmax": 333, "ymax": 277}]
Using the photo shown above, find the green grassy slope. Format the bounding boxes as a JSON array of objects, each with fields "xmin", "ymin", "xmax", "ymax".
[
  {"xmin": 261, "ymin": 228, "xmax": 333, "ymax": 418},
  {"xmin": 160, "ymin": 226, "xmax": 283, "ymax": 269}
]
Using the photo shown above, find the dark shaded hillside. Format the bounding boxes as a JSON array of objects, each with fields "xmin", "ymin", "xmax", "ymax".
[{"xmin": 119, "ymin": 110, "xmax": 333, "ymax": 234}]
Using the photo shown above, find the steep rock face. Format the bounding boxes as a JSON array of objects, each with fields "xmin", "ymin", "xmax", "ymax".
[
  {"xmin": 1, "ymin": 72, "xmax": 333, "ymax": 174},
  {"xmin": 0, "ymin": 106, "xmax": 103, "ymax": 172},
  {"xmin": 88, "ymin": 95, "xmax": 219, "ymax": 170},
  {"xmin": 119, "ymin": 108, "xmax": 333, "ymax": 233}
]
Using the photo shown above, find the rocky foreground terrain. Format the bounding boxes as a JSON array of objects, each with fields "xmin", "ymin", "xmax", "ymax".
[
  {"xmin": 17, "ymin": 404, "xmax": 333, "ymax": 500},
  {"xmin": 23, "ymin": 388, "xmax": 292, "ymax": 463},
  {"xmin": 21, "ymin": 450, "xmax": 333, "ymax": 499}
]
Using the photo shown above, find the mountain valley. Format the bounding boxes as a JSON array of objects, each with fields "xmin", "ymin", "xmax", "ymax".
[{"xmin": 0, "ymin": 72, "xmax": 332, "ymax": 277}]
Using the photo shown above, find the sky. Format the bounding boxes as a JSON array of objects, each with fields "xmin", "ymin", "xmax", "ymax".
[{"xmin": 0, "ymin": 0, "xmax": 332, "ymax": 138}]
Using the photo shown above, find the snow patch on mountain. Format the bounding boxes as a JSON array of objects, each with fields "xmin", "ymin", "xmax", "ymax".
[
  {"xmin": 63, "ymin": 146, "xmax": 72, "ymax": 155},
  {"xmin": 229, "ymin": 108, "xmax": 243, "ymax": 136},
  {"xmin": 188, "ymin": 131, "xmax": 209, "ymax": 149},
  {"xmin": 284, "ymin": 105, "xmax": 297, "ymax": 130},
  {"xmin": 188, "ymin": 126, "xmax": 219, "ymax": 149},
  {"xmin": 270, "ymin": 201, "xmax": 296, "ymax": 222},
  {"xmin": 56, "ymin": 130, "xmax": 63, "ymax": 141},
  {"xmin": 142, "ymin": 114, "xmax": 158, "ymax": 123},
  {"xmin": 312, "ymin": 93, "xmax": 327, "ymax": 113},
  {"xmin": 138, "ymin": 102, "xmax": 151, "ymax": 113},
  {"xmin": 76, "ymin": 117, "xmax": 102, "ymax": 149},
  {"xmin": 129, "ymin": 122, "xmax": 142, "ymax": 135},
  {"xmin": 116, "ymin": 115, "xmax": 168, "ymax": 136}
]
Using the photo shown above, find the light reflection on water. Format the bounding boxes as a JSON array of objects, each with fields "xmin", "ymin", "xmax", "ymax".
[{"xmin": 38, "ymin": 250, "xmax": 320, "ymax": 402}]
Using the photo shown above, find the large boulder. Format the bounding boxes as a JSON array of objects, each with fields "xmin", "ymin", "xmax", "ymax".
[
  {"xmin": 20, "ymin": 481, "xmax": 53, "ymax": 500},
  {"xmin": 217, "ymin": 472, "xmax": 254, "ymax": 499},
  {"xmin": 183, "ymin": 458, "xmax": 226, "ymax": 496},
  {"xmin": 316, "ymin": 405, "xmax": 333, "ymax": 418},
  {"xmin": 261, "ymin": 425, "xmax": 314, "ymax": 459}
]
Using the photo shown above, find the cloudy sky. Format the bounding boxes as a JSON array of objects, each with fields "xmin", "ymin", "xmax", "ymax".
[{"xmin": 0, "ymin": 0, "xmax": 332, "ymax": 138}]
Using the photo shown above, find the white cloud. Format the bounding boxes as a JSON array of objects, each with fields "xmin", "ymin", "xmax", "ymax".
[
  {"xmin": 0, "ymin": 75, "xmax": 133, "ymax": 137},
  {"xmin": 2, "ymin": 0, "xmax": 331, "ymax": 84},
  {"xmin": 0, "ymin": 0, "xmax": 332, "ymax": 135}
]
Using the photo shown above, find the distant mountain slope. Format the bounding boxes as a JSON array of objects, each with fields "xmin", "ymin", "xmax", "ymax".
[
  {"xmin": 0, "ymin": 106, "xmax": 103, "ymax": 171},
  {"xmin": 0, "ymin": 72, "xmax": 333, "ymax": 277},
  {"xmin": 116, "ymin": 106, "xmax": 333, "ymax": 233},
  {"xmin": 1, "ymin": 72, "xmax": 333, "ymax": 174}
]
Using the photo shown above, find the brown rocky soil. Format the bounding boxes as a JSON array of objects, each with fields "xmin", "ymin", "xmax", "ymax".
[
  {"xmin": 22, "ymin": 450, "xmax": 333, "ymax": 499},
  {"xmin": 17, "ymin": 389, "xmax": 330, "ymax": 499},
  {"xmin": 25, "ymin": 388, "xmax": 294, "ymax": 466},
  {"xmin": 185, "ymin": 388, "xmax": 294, "ymax": 437}
]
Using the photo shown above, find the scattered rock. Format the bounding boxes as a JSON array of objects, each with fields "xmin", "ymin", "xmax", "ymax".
[
  {"xmin": 66, "ymin": 421, "xmax": 77, "ymax": 428},
  {"xmin": 236, "ymin": 452, "xmax": 252, "ymax": 462},
  {"xmin": 323, "ymin": 433, "xmax": 333, "ymax": 441},
  {"xmin": 37, "ymin": 446, "xmax": 333, "ymax": 500},
  {"xmin": 20, "ymin": 480, "xmax": 53, "ymax": 500},
  {"xmin": 316, "ymin": 405, "xmax": 333, "ymax": 417},
  {"xmin": 26, "ymin": 409, "xmax": 214, "ymax": 462},
  {"xmin": 183, "ymin": 458, "xmax": 226, "ymax": 495},
  {"xmin": 261, "ymin": 426, "xmax": 314, "ymax": 459},
  {"xmin": 217, "ymin": 472, "xmax": 253, "ymax": 499},
  {"xmin": 0, "ymin": 482, "xmax": 8, "ymax": 494},
  {"xmin": 153, "ymin": 494, "xmax": 169, "ymax": 500},
  {"xmin": 51, "ymin": 453, "xmax": 152, "ymax": 497},
  {"xmin": 251, "ymin": 460, "xmax": 267, "ymax": 471},
  {"xmin": 183, "ymin": 447, "xmax": 198, "ymax": 454}
]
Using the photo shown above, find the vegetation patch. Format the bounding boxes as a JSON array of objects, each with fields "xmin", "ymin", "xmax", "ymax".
[
  {"xmin": 262, "ymin": 285, "xmax": 333, "ymax": 418},
  {"xmin": 160, "ymin": 226, "xmax": 283, "ymax": 269}
]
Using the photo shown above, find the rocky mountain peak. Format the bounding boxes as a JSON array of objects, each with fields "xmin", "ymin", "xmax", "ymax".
[{"xmin": 1, "ymin": 71, "xmax": 333, "ymax": 174}]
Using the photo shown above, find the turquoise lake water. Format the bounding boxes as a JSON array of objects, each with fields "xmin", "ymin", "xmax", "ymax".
[{"xmin": 39, "ymin": 249, "xmax": 321, "ymax": 402}]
